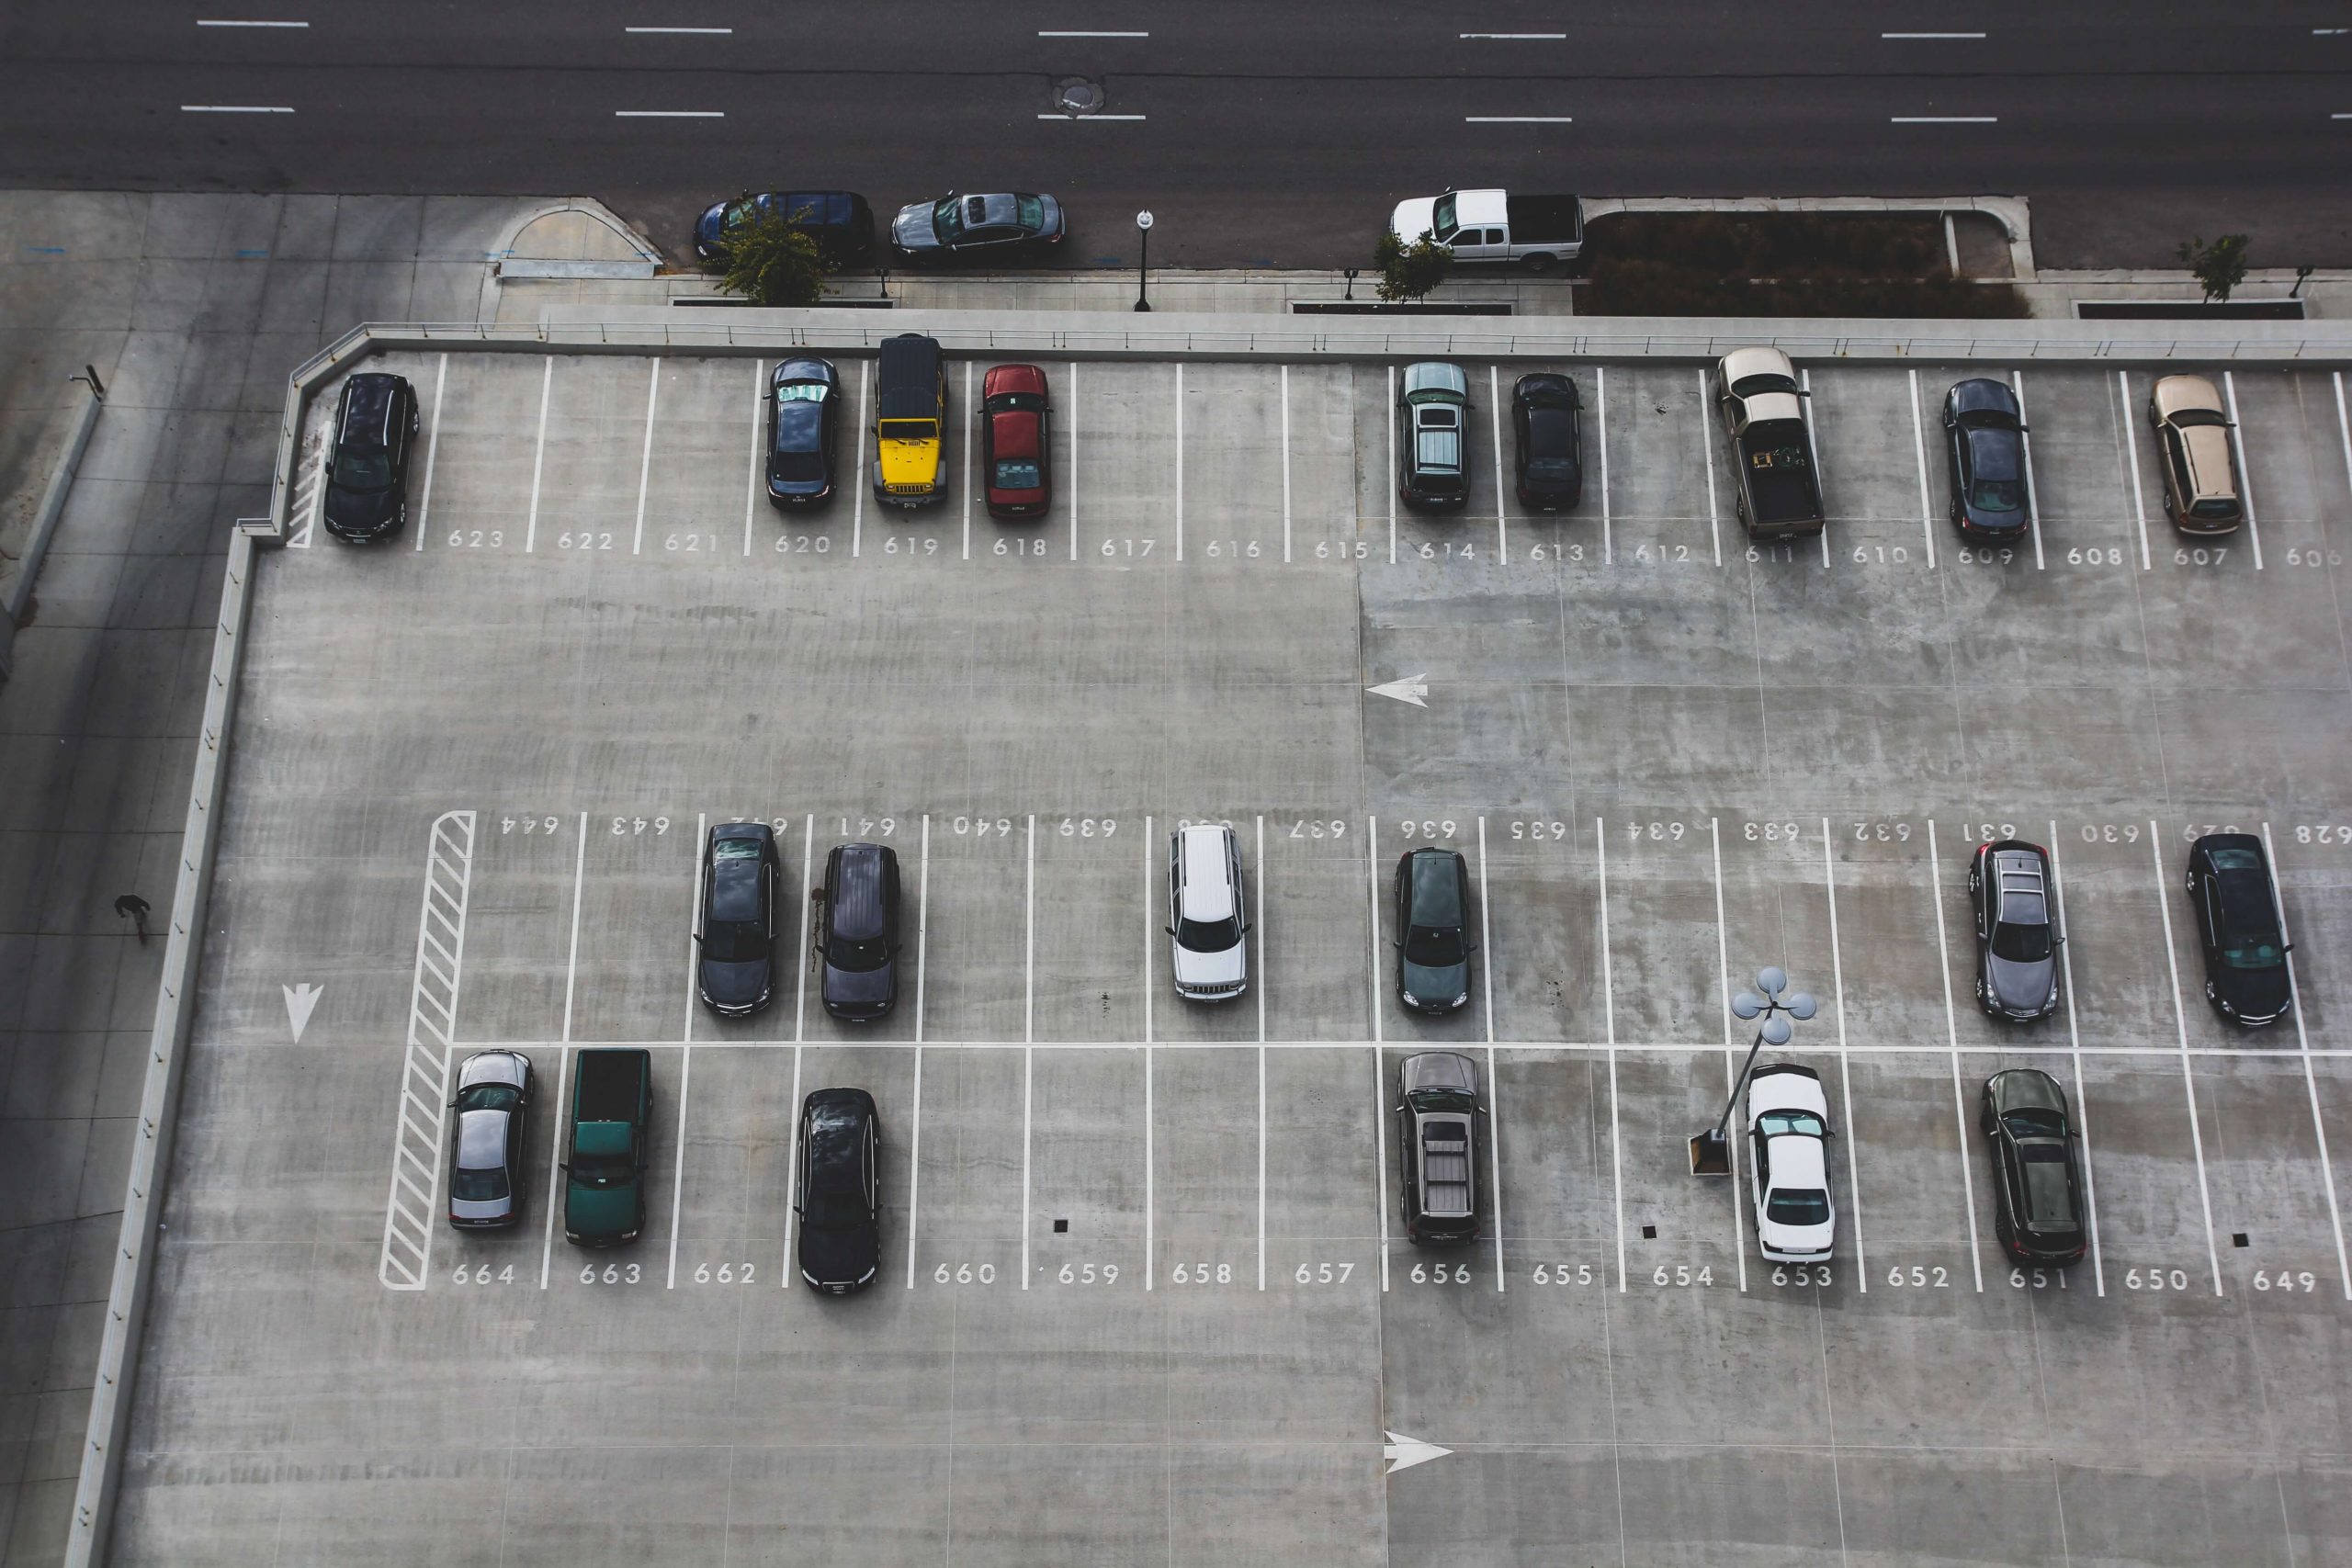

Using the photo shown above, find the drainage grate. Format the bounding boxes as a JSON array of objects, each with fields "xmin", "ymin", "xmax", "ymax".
[{"xmin": 1641, "ymin": 1224, "xmax": 1658, "ymax": 1240}]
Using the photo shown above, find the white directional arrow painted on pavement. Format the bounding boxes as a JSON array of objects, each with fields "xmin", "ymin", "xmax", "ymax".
[
  {"xmin": 1383, "ymin": 1430, "xmax": 1453, "ymax": 1474},
  {"xmin": 1366, "ymin": 674, "xmax": 1430, "ymax": 708},
  {"xmin": 283, "ymin": 982, "xmax": 323, "ymax": 1043}
]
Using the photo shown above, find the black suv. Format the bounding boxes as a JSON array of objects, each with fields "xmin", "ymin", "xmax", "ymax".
[
  {"xmin": 1395, "ymin": 848, "xmax": 1474, "ymax": 1015},
  {"xmin": 1980, "ymin": 1068, "xmax": 2087, "ymax": 1265},
  {"xmin": 2185, "ymin": 833, "xmax": 2293, "ymax": 1026},
  {"xmin": 1396, "ymin": 1052, "xmax": 1483, "ymax": 1245},
  {"xmin": 797, "ymin": 1088, "xmax": 882, "ymax": 1293},
  {"xmin": 322, "ymin": 372, "xmax": 420, "ymax": 542},
  {"xmin": 697, "ymin": 822, "xmax": 780, "ymax": 1017},
  {"xmin": 814, "ymin": 842, "xmax": 903, "ymax": 1021}
]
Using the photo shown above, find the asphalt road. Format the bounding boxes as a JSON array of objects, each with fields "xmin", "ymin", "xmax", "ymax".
[{"xmin": 4, "ymin": 1, "xmax": 2351, "ymax": 270}]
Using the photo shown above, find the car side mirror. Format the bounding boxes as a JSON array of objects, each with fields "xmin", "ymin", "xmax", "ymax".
[
  {"xmin": 1164, "ymin": 925, "xmax": 1177, "ymax": 937},
  {"xmin": 1241, "ymin": 920, "xmax": 1254, "ymax": 934},
  {"xmin": 557, "ymin": 1160, "xmax": 571, "ymax": 1172}
]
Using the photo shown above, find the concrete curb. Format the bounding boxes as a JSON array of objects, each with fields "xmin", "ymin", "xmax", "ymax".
[{"xmin": 0, "ymin": 377, "xmax": 103, "ymax": 679}]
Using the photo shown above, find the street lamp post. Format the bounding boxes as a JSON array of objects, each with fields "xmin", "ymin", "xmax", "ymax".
[
  {"xmin": 1134, "ymin": 210, "xmax": 1154, "ymax": 312},
  {"xmin": 1689, "ymin": 966, "xmax": 1817, "ymax": 1176}
]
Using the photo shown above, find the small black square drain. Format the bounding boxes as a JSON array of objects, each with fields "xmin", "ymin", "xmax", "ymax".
[
  {"xmin": 1640, "ymin": 1224, "xmax": 1657, "ymax": 1240},
  {"xmin": 2232, "ymin": 1232, "xmax": 2250, "ymax": 1248},
  {"xmin": 1053, "ymin": 1219, "xmax": 1069, "ymax": 1234}
]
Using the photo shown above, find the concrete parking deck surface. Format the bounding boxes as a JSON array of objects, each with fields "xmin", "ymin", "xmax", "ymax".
[{"xmin": 117, "ymin": 345, "xmax": 2352, "ymax": 1563}]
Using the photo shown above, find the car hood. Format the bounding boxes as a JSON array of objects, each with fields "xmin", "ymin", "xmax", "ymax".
[
  {"xmin": 566, "ymin": 1179, "xmax": 637, "ymax": 1236},
  {"xmin": 323, "ymin": 480, "xmax": 398, "ymax": 534},
  {"xmin": 1390, "ymin": 197, "xmax": 1438, "ymax": 244},
  {"xmin": 1172, "ymin": 942, "xmax": 1246, "ymax": 988},
  {"xmin": 695, "ymin": 200, "xmax": 729, "ymax": 247},
  {"xmin": 449, "ymin": 1194, "xmax": 513, "ymax": 1223},
  {"xmin": 1987, "ymin": 953, "xmax": 2054, "ymax": 1015},
  {"xmin": 823, "ymin": 960, "xmax": 896, "ymax": 1013},
  {"xmin": 700, "ymin": 957, "xmax": 772, "ymax": 1008},
  {"xmin": 2219, "ymin": 963, "xmax": 2291, "ymax": 1020},
  {"xmin": 1402, "ymin": 957, "xmax": 1468, "ymax": 1007},
  {"xmin": 800, "ymin": 1216, "xmax": 879, "ymax": 1287},
  {"xmin": 892, "ymin": 202, "xmax": 942, "ymax": 251}
]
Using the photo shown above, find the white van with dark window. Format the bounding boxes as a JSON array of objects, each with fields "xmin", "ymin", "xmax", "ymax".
[{"xmin": 1167, "ymin": 824, "xmax": 1249, "ymax": 1000}]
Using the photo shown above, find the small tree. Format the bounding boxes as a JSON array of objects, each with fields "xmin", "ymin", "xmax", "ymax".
[
  {"xmin": 2177, "ymin": 233, "xmax": 2251, "ymax": 304},
  {"xmin": 1374, "ymin": 229, "xmax": 1453, "ymax": 303},
  {"xmin": 718, "ymin": 204, "xmax": 833, "ymax": 308}
]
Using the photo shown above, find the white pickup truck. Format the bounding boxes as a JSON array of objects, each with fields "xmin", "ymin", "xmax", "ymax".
[{"xmin": 1387, "ymin": 189, "xmax": 1585, "ymax": 271}]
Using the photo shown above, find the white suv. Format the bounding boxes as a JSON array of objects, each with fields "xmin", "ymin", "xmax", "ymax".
[
  {"xmin": 1747, "ymin": 1064, "xmax": 1836, "ymax": 1264},
  {"xmin": 1168, "ymin": 825, "xmax": 1249, "ymax": 1000}
]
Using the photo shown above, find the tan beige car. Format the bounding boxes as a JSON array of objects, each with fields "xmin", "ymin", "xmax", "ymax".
[{"xmin": 2147, "ymin": 374, "xmax": 2243, "ymax": 534}]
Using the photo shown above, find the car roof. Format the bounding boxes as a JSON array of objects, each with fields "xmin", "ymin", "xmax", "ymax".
[
  {"xmin": 1748, "ymin": 1063, "xmax": 1828, "ymax": 1118},
  {"xmin": 984, "ymin": 363, "xmax": 1047, "ymax": 397},
  {"xmin": 1948, "ymin": 378, "xmax": 2018, "ymax": 419},
  {"xmin": 1402, "ymin": 362, "xmax": 1467, "ymax": 399},
  {"xmin": 2154, "ymin": 373, "xmax": 2224, "ymax": 418},
  {"xmin": 827, "ymin": 843, "xmax": 891, "ymax": 942},
  {"xmin": 877, "ymin": 334, "xmax": 943, "ymax": 415},
  {"xmin": 2178, "ymin": 425, "xmax": 2236, "ymax": 498},
  {"xmin": 456, "ymin": 1108, "xmax": 510, "ymax": 1170},
  {"xmin": 989, "ymin": 407, "xmax": 1042, "ymax": 461},
  {"xmin": 1720, "ymin": 345, "xmax": 1795, "ymax": 384},
  {"xmin": 1769, "ymin": 1134, "xmax": 1828, "ymax": 1189},
  {"xmin": 1406, "ymin": 850, "xmax": 1463, "ymax": 924},
  {"xmin": 1177, "ymin": 826, "xmax": 1236, "ymax": 920}
]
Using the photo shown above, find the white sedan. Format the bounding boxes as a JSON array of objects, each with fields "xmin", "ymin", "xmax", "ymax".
[{"xmin": 1747, "ymin": 1063, "xmax": 1836, "ymax": 1264}]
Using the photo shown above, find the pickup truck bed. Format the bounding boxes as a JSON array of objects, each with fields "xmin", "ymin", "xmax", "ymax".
[
  {"xmin": 573, "ymin": 1050, "xmax": 648, "ymax": 1126},
  {"xmin": 1505, "ymin": 195, "xmax": 1583, "ymax": 245}
]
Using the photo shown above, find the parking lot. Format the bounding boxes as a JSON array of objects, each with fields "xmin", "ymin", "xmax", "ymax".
[{"xmin": 119, "ymin": 345, "xmax": 2352, "ymax": 1564}]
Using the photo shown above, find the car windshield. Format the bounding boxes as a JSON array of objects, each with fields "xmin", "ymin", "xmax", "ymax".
[
  {"xmin": 776, "ymin": 382, "xmax": 827, "ymax": 403},
  {"xmin": 1177, "ymin": 915, "xmax": 1241, "ymax": 953},
  {"xmin": 2190, "ymin": 497, "xmax": 2239, "ymax": 519},
  {"xmin": 1409, "ymin": 1087, "xmax": 1477, "ymax": 1113},
  {"xmin": 1757, "ymin": 1110, "xmax": 1825, "ymax": 1138},
  {"xmin": 456, "ymin": 1083, "xmax": 518, "ymax": 1115},
  {"xmin": 450, "ymin": 1166, "xmax": 509, "ymax": 1201},
  {"xmin": 993, "ymin": 458, "xmax": 1042, "ymax": 490},
  {"xmin": 2003, "ymin": 1108, "xmax": 2064, "ymax": 1138},
  {"xmin": 933, "ymin": 197, "xmax": 963, "ymax": 240},
  {"xmin": 703, "ymin": 917, "xmax": 764, "ymax": 964},
  {"xmin": 571, "ymin": 1153, "xmax": 632, "ymax": 1186},
  {"xmin": 1404, "ymin": 924, "xmax": 1464, "ymax": 967},
  {"xmin": 1969, "ymin": 478, "xmax": 2024, "ymax": 513},
  {"xmin": 1732, "ymin": 373, "xmax": 1798, "ymax": 398},
  {"xmin": 1431, "ymin": 194, "xmax": 1457, "ymax": 239},
  {"xmin": 829, "ymin": 934, "xmax": 889, "ymax": 973},
  {"xmin": 332, "ymin": 448, "xmax": 391, "ymax": 491},
  {"xmin": 1766, "ymin": 1188, "xmax": 1830, "ymax": 1225},
  {"xmin": 1990, "ymin": 919, "xmax": 2052, "ymax": 964},
  {"xmin": 2170, "ymin": 407, "xmax": 2226, "ymax": 428},
  {"xmin": 1017, "ymin": 195, "xmax": 1045, "ymax": 231}
]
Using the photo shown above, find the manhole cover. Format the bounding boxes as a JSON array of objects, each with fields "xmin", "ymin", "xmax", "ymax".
[{"xmin": 1055, "ymin": 77, "xmax": 1105, "ymax": 116}]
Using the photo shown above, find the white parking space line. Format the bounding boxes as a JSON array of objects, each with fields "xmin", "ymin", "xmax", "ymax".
[
  {"xmin": 1489, "ymin": 366, "xmax": 1509, "ymax": 563},
  {"xmin": 961, "ymin": 360, "xmax": 974, "ymax": 562},
  {"xmin": 1597, "ymin": 365, "xmax": 1612, "ymax": 564},
  {"xmin": 632, "ymin": 360, "xmax": 659, "ymax": 555},
  {"xmin": 2335, "ymin": 372, "xmax": 2352, "ymax": 502},
  {"xmin": 1907, "ymin": 369, "xmax": 1938, "ymax": 569},
  {"xmin": 851, "ymin": 359, "xmax": 869, "ymax": 558},
  {"xmin": 2046, "ymin": 825, "xmax": 2106, "ymax": 1295},
  {"xmin": 907, "ymin": 815, "xmax": 929, "ymax": 1288},
  {"xmin": 1800, "ymin": 368, "xmax": 1830, "ymax": 568},
  {"xmin": 1699, "ymin": 367, "xmax": 1721, "ymax": 566},
  {"xmin": 562, "ymin": 813, "xmax": 587, "ymax": 1043},
  {"xmin": 1065, "ymin": 361, "xmax": 1080, "ymax": 561},
  {"xmin": 793, "ymin": 814, "xmax": 813, "ymax": 1041},
  {"xmin": 1174, "ymin": 364, "xmax": 1185, "ymax": 561},
  {"xmin": 2010, "ymin": 370, "xmax": 2047, "ymax": 570},
  {"xmin": 1477, "ymin": 818, "xmax": 1503, "ymax": 1292},
  {"xmin": 1821, "ymin": 818, "xmax": 1867, "ymax": 1292},
  {"xmin": 1599, "ymin": 818, "xmax": 1625, "ymax": 1292},
  {"xmin": 2264, "ymin": 824, "xmax": 2352, "ymax": 1298},
  {"xmin": 1282, "ymin": 367, "xmax": 1295, "ymax": 564},
  {"xmin": 1711, "ymin": 820, "xmax": 1747, "ymax": 1289},
  {"xmin": 1023, "ymin": 814, "xmax": 1035, "ymax": 1288},
  {"xmin": 1144, "ymin": 816, "xmax": 1155, "ymax": 1290},
  {"xmin": 1386, "ymin": 366, "xmax": 1397, "ymax": 565},
  {"xmin": 778, "ymin": 1040, "xmax": 803, "ymax": 1289},
  {"xmin": 741, "ymin": 359, "xmax": 762, "ymax": 557},
  {"xmin": 538, "ymin": 814, "xmax": 587, "ymax": 1292},
  {"xmin": 1368, "ymin": 815, "xmax": 1389, "ymax": 1290},
  {"xmin": 667, "ymin": 813, "xmax": 703, "ymax": 1289},
  {"xmin": 1926, "ymin": 823, "xmax": 1984, "ymax": 1290},
  {"xmin": 524, "ymin": 355, "xmax": 551, "ymax": 552},
  {"xmin": 1258, "ymin": 815, "xmax": 1269, "ymax": 1290},
  {"xmin": 2117, "ymin": 370, "xmax": 2153, "ymax": 570},
  {"xmin": 413, "ymin": 353, "xmax": 446, "ymax": 551},
  {"xmin": 2222, "ymin": 371, "xmax": 2265, "ymax": 569},
  {"xmin": 2148, "ymin": 822, "xmax": 2225, "ymax": 1294}
]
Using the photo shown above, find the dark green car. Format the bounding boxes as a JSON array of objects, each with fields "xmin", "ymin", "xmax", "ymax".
[
  {"xmin": 1395, "ymin": 847, "xmax": 1474, "ymax": 1016},
  {"xmin": 563, "ymin": 1049, "xmax": 652, "ymax": 1247}
]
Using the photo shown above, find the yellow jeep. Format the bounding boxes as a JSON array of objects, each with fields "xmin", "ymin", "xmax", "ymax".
[{"xmin": 872, "ymin": 333, "xmax": 947, "ymax": 506}]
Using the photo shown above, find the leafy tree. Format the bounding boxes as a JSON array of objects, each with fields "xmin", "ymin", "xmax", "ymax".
[
  {"xmin": 718, "ymin": 203, "xmax": 833, "ymax": 308},
  {"xmin": 1374, "ymin": 228, "xmax": 1453, "ymax": 303},
  {"xmin": 2177, "ymin": 233, "xmax": 2251, "ymax": 304}
]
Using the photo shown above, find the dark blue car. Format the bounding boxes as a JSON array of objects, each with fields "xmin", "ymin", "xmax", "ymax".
[
  {"xmin": 767, "ymin": 357, "xmax": 842, "ymax": 508},
  {"xmin": 695, "ymin": 191, "xmax": 875, "ymax": 265}
]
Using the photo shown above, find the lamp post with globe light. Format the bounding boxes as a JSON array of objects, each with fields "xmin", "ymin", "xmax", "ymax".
[
  {"xmin": 1690, "ymin": 966, "xmax": 1818, "ymax": 1176},
  {"xmin": 1133, "ymin": 210, "xmax": 1153, "ymax": 312}
]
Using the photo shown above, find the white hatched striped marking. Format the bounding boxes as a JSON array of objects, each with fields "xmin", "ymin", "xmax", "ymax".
[{"xmin": 378, "ymin": 810, "xmax": 476, "ymax": 1290}]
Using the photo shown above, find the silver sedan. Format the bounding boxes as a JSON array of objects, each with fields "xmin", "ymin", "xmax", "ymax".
[{"xmin": 447, "ymin": 1050, "xmax": 532, "ymax": 1229}]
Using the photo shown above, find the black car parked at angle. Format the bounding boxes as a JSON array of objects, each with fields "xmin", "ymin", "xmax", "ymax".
[
  {"xmin": 767, "ymin": 357, "xmax": 842, "ymax": 508},
  {"xmin": 322, "ymin": 371, "xmax": 420, "ymax": 542},
  {"xmin": 694, "ymin": 190, "xmax": 875, "ymax": 265},
  {"xmin": 1942, "ymin": 378, "xmax": 2031, "ymax": 540},
  {"xmin": 1395, "ymin": 847, "xmax": 1474, "ymax": 1015},
  {"xmin": 1511, "ymin": 372, "xmax": 1584, "ymax": 511},
  {"xmin": 2185, "ymin": 833, "xmax": 2293, "ymax": 1026},
  {"xmin": 447, "ymin": 1049, "xmax": 531, "ymax": 1229},
  {"xmin": 697, "ymin": 822, "xmax": 781, "ymax": 1017},
  {"xmin": 1396, "ymin": 1052, "xmax": 1484, "ymax": 1245},
  {"xmin": 797, "ymin": 1088, "xmax": 883, "ymax": 1293},
  {"xmin": 889, "ymin": 192, "xmax": 1065, "ymax": 263},
  {"xmin": 1980, "ymin": 1067, "xmax": 2088, "ymax": 1265},
  {"xmin": 1968, "ymin": 840, "xmax": 2061, "ymax": 1021},
  {"xmin": 814, "ymin": 842, "xmax": 904, "ymax": 1021}
]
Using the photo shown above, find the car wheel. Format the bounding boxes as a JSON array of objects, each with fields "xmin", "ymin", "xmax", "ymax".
[{"xmin": 1521, "ymin": 253, "xmax": 1556, "ymax": 275}]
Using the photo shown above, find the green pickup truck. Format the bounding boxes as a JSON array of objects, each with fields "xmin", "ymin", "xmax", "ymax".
[{"xmin": 562, "ymin": 1048, "xmax": 653, "ymax": 1247}]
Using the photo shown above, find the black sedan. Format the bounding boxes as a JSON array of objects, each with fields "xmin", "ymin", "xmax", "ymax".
[
  {"xmin": 767, "ymin": 357, "xmax": 842, "ymax": 508},
  {"xmin": 1980, "ymin": 1068, "xmax": 2087, "ymax": 1265},
  {"xmin": 1942, "ymin": 378, "xmax": 2030, "ymax": 540},
  {"xmin": 322, "ymin": 371, "xmax": 420, "ymax": 543},
  {"xmin": 797, "ymin": 1088, "xmax": 882, "ymax": 1293},
  {"xmin": 889, "ymin": 192, "xmax": 1065, "ymax": 264},
  {"xmin": 697, "ymin": 822, "xmax": 780, "ymax": 1017},
  {"xmin": 1511, "ymin": 372, "xmax": 1583, "ymax": 511},
  {"xmin": 2186, "ymin": 834, "xmax": 2294, "ymax": 1026},
  {"xmin": 1394, "ymin": 848, "xmax": 1474, "ymax": 1016},
  {"xmin": 1968, "ymin": 840, "xmax": 2060, "ymax": 1021}
]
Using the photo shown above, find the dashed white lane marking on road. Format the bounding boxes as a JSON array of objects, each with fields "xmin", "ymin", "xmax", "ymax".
[
  {"xmin": 2264, "ymin": 824, "xmax": 2352, "ymax": 1300},
  {"xmin": 1036, "ymin": 114, "xmax": 1148, "ymax": 120},
  {"xmin": 1907, "ymin": 369, "xmax": 1937, "ymax": 569},
  {"xmin": 197, "ymin": 17, "xmax": 308, "ymax": 25},
  {"xmin": 379, "ymin": 809, "xmax": 475, "ymax": 1292},
  {"xmin": 2045, "ymin": 826, "xmax": 2106, "ymax": 1295},
  {"xmin": 181, "ymin": 104, "xmax": 294, "ymax": 112},
  {"xmin": 668, "ymin": 814, "xmax": 702, "ymax": 1289},
  {"xmin": 1462, "ymin": 32, "xmax": 1566, "ymax": 39},
  {"xmin": 1368, "ymin": 816, "xmax": 1389, "ymax": 1291},
  {"xmin": 2148, "ymin": 822, "xmax": 2225, "ymax": 1296},
  {"xmin": 1038, "ymin": 29, "xmax": 1148, "ymax": 36},
  {"xmin": 1891, "ymin": 116, "xmax": 1997, "ymax": 123},
  {"xmin": 742, "ymin": 359, "xmax": 762, "ymax": 557},
  {"xmin": 634, "ymin": 360, "xmax": 659, "ymax": 556},
  {"xmin": 1711, "ymin": 820, "xmax": 1748, "ymax": 1290},
  {"xmin": 626, "ymin": 26, "xmax": 732, "ymax": 33},
  {"xmin": 616, "ymin": 109, "xmax": 724, "ymax": 118},
  {"xmin": 1478, "ymin": 818, "xmax": 1503, "ymax": 1292},
  {"xmin": 1465, "ymin": 116, "xmax": 1573, "ymax": 123},
  {"xmin": 1926, "ymin": 823, "xmax": 1984, "ymax": 1291},
  {"xmin": 907, "ymin": 814, "xmax": 930, "ymax": 1289},
  {"xmin": 1883, "ymin": 31, "xmax": 1985, "ymax": 39},
  {"xmin": 2221, "ymin": 371, "xmax": 2264, "ymax": 569},
  {"xmin": 413, "ymin": 352, "xmax": 446, "ymax": 551},
  {"xmin": 1599, "ymin": 818, "xmax": 1624, "ymax": 1292},
  {"xmin": 1699, "ymin": 367, "xmax": 1721, "ymax": 566},
  {"xmin": 2117, "ymin": 369, "xmax": 2153, "ymax": 570},
  {"xmin": 524, "ymin": 356, "xmax": 551, "ymax": 551},
  {"xmin": 1821, "ymin": 818, "xmax": 1867, "ymax": 1292}
]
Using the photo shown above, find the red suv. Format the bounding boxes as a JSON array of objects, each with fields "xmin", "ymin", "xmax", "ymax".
[{"xmin": 981, "ymin": 363, "xmax": 1052, "ymax": 519}]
